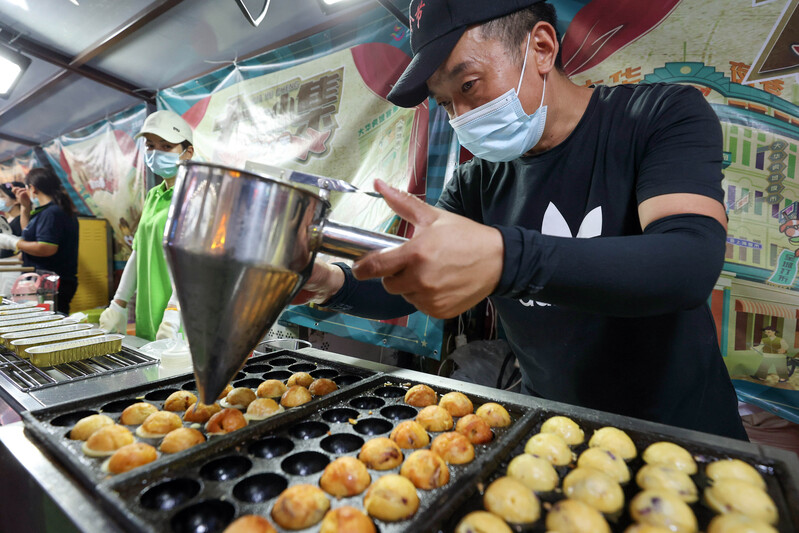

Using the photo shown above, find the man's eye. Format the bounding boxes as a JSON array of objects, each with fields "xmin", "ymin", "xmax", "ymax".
[{"xmin": 462, "ymin": 80, "xmax": 474, "ymax": 92}]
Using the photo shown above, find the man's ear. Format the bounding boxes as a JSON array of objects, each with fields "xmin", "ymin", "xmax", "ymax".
[{"xmin": 182, "ymin": 145, "xmax": 195, "ymax": 160}]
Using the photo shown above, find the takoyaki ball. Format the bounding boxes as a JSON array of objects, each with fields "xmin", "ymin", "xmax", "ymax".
[
  {"xmin": 400, "ymin": 449, "xmax": 450, "ymax": 490},
  {"xmin": 163, "ymin": 390, "xmax": 197, "ymax": 412},
  {"xmin": 546, "ymin": 499, "xmax": 611, "ymax": 533},
  {"xmin": 415, "ymin": 405, "xmax": 454, "ymax": 432},
  {"xmin": 454, "ymin": 511, "xmax": 513, "ymax": 533},
  {"xmin": 704, "ymin": 479, "xmax": 778, "ymax": 525},
  {"xmin": 623, "ymin": 525, "xmax": 674, "ymax": 533},
  {"xmin": 105, "ymin": 442, "xmax": 158, "ymax": 474},
  {"xmin": 455, "ymin": 414, "xmax": 493, "ymax": 444},
  {"xmin": 390, "ymin": 420, "xmax": 430, "ymax": 449},
  {"xmin": 589, "ymin": 427, "xmax": 637, "ymax": 460},
  {"xmin": 70, "ymin": 414, "xmax": 114, "ymax": 441},
  {"xmin": 136, "ymin": 411, "xmax": 182, "ymax": 438},
  {"xmin": 363, "ymin": 474, "xmax": 419, "ymax": 522},
  {"xmin": 438, "ymin": 391, "xmax": 473, "ymax": 417},
  {"xmin": 217, "ymin": 383, "xmax": 234, "ymax": 400},
  {"xmin": 358, "ymin": 437, "xmax": 403, "ymax": 470},
  {"xmin": 706, "ymin": 458, "xmax": 766, "ymax": 490},
  {"xmin": 205, "ymin": 408, "xmax": 247, "ymax": 435},
  {"xmin": 562, "ymin": 467, "xmax": 625, "ymax": 514},
  {"xmin": 636, "ymin": 464, "xmax": 698, "ymax": 503},
  {"xmin": 404, "ymin": 384, "xmax": 437, "ymax": 407},
  {"xmin": 642, "ymin": 442, "xmax": 697, "ymax": 475},
  {"xmin": 483, "ymin": 476, "xmax": 540, "ymax": 524},
  {"xmin": 82, "ymin": 424, "xmax": 134, "ymax": 457},
  {"xmin": 222, "ymin": 515, "xmax": 277, "ymax": 533},
  {"xmin": 319, "ymin": 456, "xmax": 371, "ymax": 498},
  {"xmin": 707, "ymin": 513, "xmax": 778, "ymax": 533},
  {"xmin": 431, "ymin": 432, "xmax": 475, "ymax": 465},
  {"xmin": 120, "ymin": 402, "xmax": 158, "ymax": 426},
  {"xmin": 244, "ymin": 398, "xmax": 284, "ymax": 422},
  {"xmin": 577, "ymin": 447, "xmax": 631, "ymax": 484},
  {"xmin": 630, "ymin": 490, "xmax": 698, "ymax": 533},
  {"xmin": 183, "ymin": 402, "xmax": 222, "ymax": 423},
  {"xmin": 319, "ymin": 507, "xmax": 376, "ymax": 533},
  {"xmin": 159, "ymin": 427, "xmax": 205, "ymax": 454},
  {"xmin": 309, "ymin": 378, "xmax": 338, "ymax": 396},
  {"xmin": 540, "ymin": 415, "xmax": 585, "ymax": 446},
  {"xmin": 287, "ymin": 372, "xmax": 314, "ymax": 388},
  {"xmin": 475, "ymin": 402, "xmax": 511, "ymax": 428},
  {"xmin": 506, "ymin": 453, "xmax": 559, "ymax": 492},
  {"xmin": 270, "ymin": 484, "xmax": 330, "ymax": 530},
  {"xmin": 280, "ymin": 385, "xmax": 312, "ymax": 408},
  {"xmin": 257, "ymin": 379, "xmax": 287, "ymax": 399},
  {"xmin": 221, "ymin": 387, "xmax": 256, "ymax": 409},
  {"xmin": 524, "ymin": 432, "xmax": 574, "ymax": 466}
]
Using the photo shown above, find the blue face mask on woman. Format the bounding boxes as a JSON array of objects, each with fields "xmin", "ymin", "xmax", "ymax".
[
  {"xmin": 145, "ymin": 149, "xmax": 185, "ymax": 178},
  {"xmin": 449, "ymin": 34, "xmax": 548, "ymax": 162}
]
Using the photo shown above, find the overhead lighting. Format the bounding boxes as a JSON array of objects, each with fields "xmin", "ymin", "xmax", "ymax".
[
  {"xmin": 0, "ymin": 45, "xmax": 31, "ymax": 99},
  {"xmin": 317, "ymin": 0, "xmax": 367, "ymax": 14}
]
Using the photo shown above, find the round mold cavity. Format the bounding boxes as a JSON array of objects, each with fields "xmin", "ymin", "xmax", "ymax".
[
  {"xmin": 288, "ymin": 362, "xmax": 316, "ymax": 372},
  {"xmin": 349, "ymin": 396, "xmax": 385, "ymax": 410},
  {"xmin": 322, "ymin": 407, "xmax": 359, "ymax": 423},
  {"xmin": 232, "ymin": 473, "xmax": 288, "ymax": 503},
  {"xmin": 310, "ymin": 368, "xmax": 338, "ymax": 379},
  {"xmin": 249, "ymin": 436, "xmax": 294, "ymax": 459},
  {"xmin": 182, "ymin": 380, "xmax": 196, "ymax": 390},
  {"xmin": 144, "ymin": 388, "xmax": 179, "ymax": 401},
  {"xmin": 140, "ymin": 478, "xmax": 201, "ymax": 511},
  {"xmin": 268, "ymin": 357, "xmax": 296, "ymax": 367},
  {"xmin": 199, "ymin": 455, "xmax": 252, "ymax": 482},
  {"xmin": 170, "ymin": 499, "xmax": 235, "ymax": 533},
  {"xmin": 336, "ymin": 374, "xmax": 362, "ymax": 387},
  {"xmin": 242, "ymin": 364, "xmax": 271, "ymax": 374},
  {"xmin": 380, "ymin": 405, "xmax": 418, "ymax": 420},
  {"xmin": 233, "ymin": 371, "xmax": 247, "ymax": 380},
  {"xmin": 373, "ymin": 386, "xmax": 406, "ymax": 398},
  {"xmin": 232, "ymin": 378, "xmax": 262, "ymax": 389},
  {"xmin": 352, "ymin": 417, "xmax": 393, "ymax": 436},
  {"xmin": 289, "ymin": 421, "xmax": 329, "ymax": 440},
  {"xmin": 262, "ymin": 370, "xmax": 292, "ymax": 381},
  {"xmin": 51, "ymin": 410, "xmax": 98, "ymax": 427},
  {"xmin": 321, "ymin": 434, "xmax": 364, "ymax": 454},
  {"xmin": 100, "ymin": 398, "xmax": 141, "ymax": 413},
  {"xmin": 281, "ymin": 451, "xmax": 329, "ymax": 476}
]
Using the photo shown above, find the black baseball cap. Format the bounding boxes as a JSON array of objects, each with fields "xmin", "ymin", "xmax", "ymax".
[{"xmin": 387, "ymin": 0, "xmax": 546, "ymax": 107}]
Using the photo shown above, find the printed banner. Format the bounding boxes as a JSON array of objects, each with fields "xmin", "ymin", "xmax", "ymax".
[
  {"xmin": 0, "ymin": 148, "xmax": 42, "ymax": 183},
  {"xmin": 767, "ymin": 249, "xmax": 799, "ymax": 287}
]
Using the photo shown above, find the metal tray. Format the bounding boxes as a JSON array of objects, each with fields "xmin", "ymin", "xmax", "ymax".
[
  {"xmin": 21, "ymin": 349, "xmax": 377, "ymax": 494},
  {"xmin": 442, "ymin": 402, "xmax": 799, "ymax": 532},
  {"xmin": 81, "ymin": 374, "xmax": 536, "ymax": 533}
]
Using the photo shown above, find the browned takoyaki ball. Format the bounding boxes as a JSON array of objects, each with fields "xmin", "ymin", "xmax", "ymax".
[
  {"xmin": 222, "ymin": 515, "xmax": 277, "ymax": 533},
  {"xmin": 415, "ymin": 405, "xmax": 454, "ymax": 432},
  {"xmin": 404, "ymin": 384, "xmax": 437, "ymax": 407},
  {"xmin": 363, "ymin": 474, "xmax": 419, "ymax": 522},
  {"xmin": 183, "ymin": 402, "xmax": 222, "ymax": 423},
  {"xmin": 309, "ymin": 378, "xmax": 338, "ymax": 396},
  {"xmin": 119, "ymin": 402, "xmax": 158, "ymax": 426},
  {"xmin": 287, "ymin": 372, "xmax": 314, "ymax": 388},
  {"xmin": 136, "ymin": 411, "xmax": 182, "ymax": 438},
  {"xmin": 82, "ymin": 424, "xmax": 134, "ymax": 457},
  {"xmin": 106, "ymin": 442, "xmax": 157, "ymax": 474},
  {"xmin": 431, "ymin": 432, "xmax": 475, "ymax": 465},
  {"xmin": 439, "ymin": 391, "xmax": 473, "ymax": 417},
  {"xmin": 400, "ymin": 449, "xmax": 450, "ymax": 490},
  {"xmin": 389, "ymin": 420, "xmax": 430, "ymax": 449},
  {"xmin": 319, "ymin": 456, "xmax": 371, "ymax": 498},
  {"xmin": 217, "ymin": 384, "xmax": 233, "ymax": 400},
  {"xmin": 160, "ymin": 427, "xmax": 206, "ymax": 454},
  {"xmin": 70, "ymin": 413, "xmax": 114, "ymax": 441},
  {"xmin": 475, "ymin": 402, "xmax": 511, "ymax": 428},
  {"xmin": 456, "ymin": 414, "xmax": 493, "ymax": 444},
  {"xmin": 358, "ymin": 437, "xmax": 404, "ymax": 470},
  {"xmin": 205, "ymin": 408, "xmax": 247, "ymax": 435},
  {"xmin": 163, "ymin": 390, "xmax": 197, "ymax": 412},
  {"xmin": 223, "ymin": 387, "xmax": 256, "ymax": 409},
  {"xmin": 319, "ymin": 507, "xmax": 375, "ymax": 533},
  {"xmin": 270, "ymin": 484, "xmax": 330, "ymax": 530},
  {"xmin": 257, "ymin": 379, "xmax": 288, "ymax": 399},
  {"xmin": 280, "ymin": 385, "xmax": 312, "ymax": 407}
]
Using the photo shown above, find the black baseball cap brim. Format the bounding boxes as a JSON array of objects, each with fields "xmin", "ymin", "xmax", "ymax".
[{"xmin": 387, "ymin": 27, "xmax": 467, "ymax": 108}]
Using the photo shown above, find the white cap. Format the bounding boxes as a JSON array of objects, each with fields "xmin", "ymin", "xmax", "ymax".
[{"xmin": 135, "ymin": 110, "xmax": 193, "ymax": 145}]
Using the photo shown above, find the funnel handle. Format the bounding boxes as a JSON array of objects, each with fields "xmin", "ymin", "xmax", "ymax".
[{"xmin": 310, "ymin": 220, "xmax": 407, "ymax": 260}]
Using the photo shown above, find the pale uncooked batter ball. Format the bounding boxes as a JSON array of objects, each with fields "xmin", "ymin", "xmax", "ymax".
[
  {"xmin": 506, "ymin": 453, "xmax": 559, "ymax": 492},
  {"xmin": 707, "ymin": 513, "xmax": 778, "ymax": 533},
  {"xmin": 630, "ymin": 489, "xmax": 698, "ymax": 533},
  {"xmin": 577, "ymin": 447, "xmax": 630, "ymax": 483},
  {"xmin": 636, "ymin": 464, "xmax": 697, "ymax": 503},
  {"xmin": 482, "ymin": 476, "xmax": 540, "ymax": 524},
  {"xmin": 545, "ymin": 498, "xmax": 611, "ymax": 533},
  {"xmin": 523, "ymin": 432, "xmax": 574, "ymax": 466},
  {"xmin": 589, "ymin": 426, "xmax": 637, "ymax": 460},
  {"xmin": 363, "ymin": 474, "xmax": 419, "ymax": 522},
  {"xmin": 540, "ymin": 415, "xmax": 585, "ymax": 445},
  {"xmin": 704, "ymin": 479, "xmax": 778, "ymax": 525},
  {"xmin": 454, "ymin": 511, "xmax": 512, "ymax": 533},
  {"xmin": 562, "ymin": 467, "xmax": 624, "ymax": 514},
  {"xmin": 642, "ymin": 442, "xmax": 697, "ymax": 474},
  {"xmin": 706, "ymin": 459, "xmax": 766, "ymax": 490}
]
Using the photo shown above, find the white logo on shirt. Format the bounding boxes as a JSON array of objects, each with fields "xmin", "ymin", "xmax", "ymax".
[{"xmin": 520, "ymin": 203, "xmax": 603, "ymax": 307}]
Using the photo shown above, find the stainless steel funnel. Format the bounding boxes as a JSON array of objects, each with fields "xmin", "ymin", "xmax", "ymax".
[{"xmin": 163, "ymin": 161, "xmax": 406, "ymax": 403}]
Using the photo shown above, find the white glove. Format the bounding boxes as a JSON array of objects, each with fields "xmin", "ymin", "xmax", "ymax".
[
  {"xmin": 156, "ymin": 309, "xmax": 181, "ymax": 340},
  {"xmin": 0, "ymin": 233, "xmax": 20, "ymax": 250},
  {"xmin": 99, "ymin": 301, "xmax": 127, "ymax": 333}
]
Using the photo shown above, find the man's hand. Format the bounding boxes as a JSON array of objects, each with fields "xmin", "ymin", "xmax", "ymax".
[
  {"xmin": 291, "ymin": 260, "xmax": 345, "ymax": 306},
  {"xmin": 351, "ymin": 180, "xmax": 504, "ymax": 319},
  {"xmin": 12, "ymin": 187, "xmax": 31, "ymax": 210}
]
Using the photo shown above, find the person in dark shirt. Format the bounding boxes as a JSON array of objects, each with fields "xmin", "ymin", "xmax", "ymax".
[
  {"xmin": 0, "ymin": 168, "xmax": 79, "ymax": 314},
  {"xmin": 293, "ymin": 0, "xmax": 747, "ymax": 440},
  {"xmin": 0, "ymin": 181, "xmax": 24, "ymax": 259}
]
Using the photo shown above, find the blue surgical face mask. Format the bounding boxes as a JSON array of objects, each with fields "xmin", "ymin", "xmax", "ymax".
[
  {"xmin": 31, "ymin": 196, "xmax": 40, "ymax": 208},
  {"xmin": 449, "ymin": 34, "xmax": 548, "ymax": 162},
  {"xmin": 145, "ymin": 149, "xmax": 184, "ymax": 178}
]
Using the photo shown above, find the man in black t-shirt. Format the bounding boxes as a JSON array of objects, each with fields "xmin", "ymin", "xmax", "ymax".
[{"xmin": 293, "ymin": 0, "xmax": 747, "ymax": 440}]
